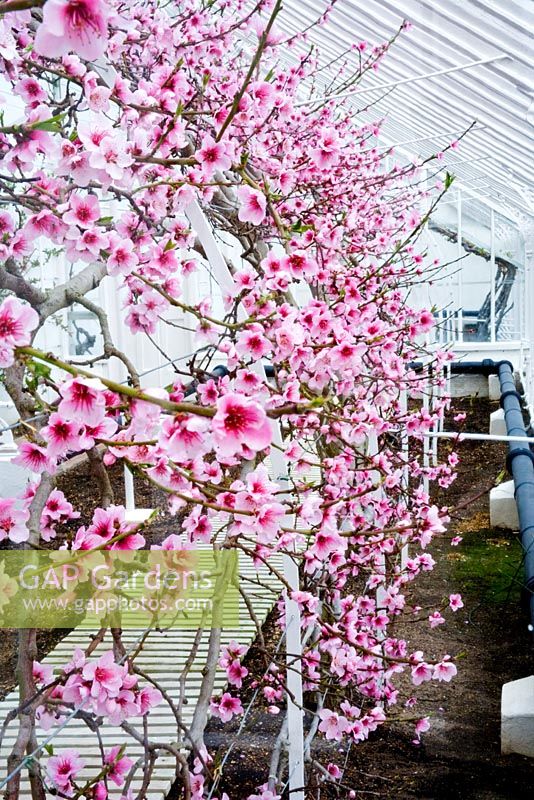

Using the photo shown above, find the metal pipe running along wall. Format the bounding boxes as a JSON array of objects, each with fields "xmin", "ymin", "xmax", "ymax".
[{"xmin": 497, "ymin": 361, "xmax": 534, "ymax": 628}]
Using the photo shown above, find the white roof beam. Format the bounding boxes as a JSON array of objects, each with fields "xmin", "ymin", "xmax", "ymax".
[{"xmin": 296, "ymin": 55, "xmax": 508, "ymax": 106}]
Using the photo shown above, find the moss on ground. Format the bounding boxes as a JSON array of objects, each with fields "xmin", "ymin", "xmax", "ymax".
[{"xmin": 448, "ymin": 521, "xmax": 524, "ymax": 605}]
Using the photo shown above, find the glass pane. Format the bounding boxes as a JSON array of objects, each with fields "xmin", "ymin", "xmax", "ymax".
[
  {"xmin": 67, "ymin": 303, "xmax": 103, "ymax": 357},
  {"xmin": 428, "ymin": 200, "xmax": 461, "ymax": 344},
  {"xmin": 493, "ymin": 213, "xmax": 524, "ymax": 341},
  {"xmin": 458, "ymin": 199, "xmax": 492, "ymax": 342}
]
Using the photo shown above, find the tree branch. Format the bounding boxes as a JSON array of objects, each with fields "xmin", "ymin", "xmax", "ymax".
[
  {"xmin": 39, "ymin": 261, "xmax": 108, "ymax": 319},
  {"xmin": 1, "ymin": 259, "xmax": 46, "ymax": 309},
  {"xmin": 0, "ymin": 0, "xmax": 43, "ymax": 13}
]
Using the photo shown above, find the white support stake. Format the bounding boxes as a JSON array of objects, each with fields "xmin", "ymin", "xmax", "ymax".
[
  {"xmin": 281, "ymin": 519, "xmax": 305, "ymax": 800},
  {"xmin": 399, "ymin": 391, "xmax": 409, "ymax": 569},
  {"xmin": 124, "ymin": 464, "xmax": 135, "ymax": 512},
  {"xmin": 422, "ymin": 369, "xmax": 430, "ymax": 498}
]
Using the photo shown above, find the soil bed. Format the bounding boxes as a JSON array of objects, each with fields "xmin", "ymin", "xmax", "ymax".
[{"xmin": 205, "ymin": 397, "xmax": 534, "ymax": 799}]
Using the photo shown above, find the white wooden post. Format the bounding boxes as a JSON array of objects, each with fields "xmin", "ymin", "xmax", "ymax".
[
  {"xmin": 422, "ymin": 358, "xmax": 430, "ymax": 494},
  {"xmin": 185, "ymin": 201, "xmax": 305, "ymax": 799},
  {"xmin": 124, "ymin": 464, "xmax": 135, "ymax": 512},
  {"xmin": 430, "ymin": 357, "xmax": 439, "ymax": 467},
  {"xmin": 399, "ymin": 390, "xmax": 409, "ymax": 569},
  {"xmin": 366, "ymin": 431, "xmax": 387, "ymax": 609}
]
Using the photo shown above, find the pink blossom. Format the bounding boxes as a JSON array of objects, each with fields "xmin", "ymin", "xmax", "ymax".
[
  {"xmin": 428, "ymin": 611, "xmax": 445, "ymax": 628},
  {"xmin": 136, "ymin": 685, "xmax": 162, "ymax": 715},
  {"xmin": 311, "ymin": 128, "xmax": 341, "ymax": 170},
  {"xmin": 41, "ymin": 413, "xmax": 85, "ymax": 458},
  {"xmin": 0, "ymin": 296, "xmax": 39, "ymax": 367},
  {"xmin": 89, "ymin": 134, "xmax": 133, "ymax": 181},
  {"xmin": 47, "ymin": 749, "xmax": 84, "ymax": 795},
  {"xmin": 219, "ymin": 640, "xmax": 248, "ymax": 668},
  {"xmin": 235, "ymin": 326, "xmax": 271, "ymax": 360},
  {"xmin": 76, "ymin": 505, "xmax": 145, "ymax": 551},
  {"xmin": 42, "ymin": 490, "xmax": 76, "ymax": 523},
  {"xmin": 254, "ymin": 502, "xmax": 285, "ymax": 544},
  {"xmin": 282, "ymin": 250, "xmax": 317, "ymax": 280},
  {"xmin": 449, "ymin": 593, "xmax": 464, "ymax": 611},
  {"xmin": 100, "ymin": 686, "xmax": 140, "ymax": 725},
  {"xmin": 433, "ymin": 657, "xmax": 457, "ymax": 683},
  {"xmin": 226, "ymin": 660, "xmax": 249, "ymax": 689},
  {"xmin": 82, "ymin": 651, "xmax": 124, "ymax": 700},
  {"xmin": 33, "ymin": 660, "xmax": 54, "ymax": 685},
  {"xmin": 63, "ymin": 193, "xmax": 100, "ymax": 228},
  {"xmin": 161, "ymin": 414, "xmax": 209, "ymax": 462},
  {"xmin": 182, "ymin": 507, "xmax": 212, "ymax": 543},
  {"xmin": 41, "ymin": 489, "xmax": 79, "ymax": 541},
  {"xmin": 34, "ymin": 0, "xmax": 109, "ymax": 61},
  {"xmin": 413, "ymin": 716, "xmax": 431, "ymax": 743},
  {"xmin": 248, "ymin": 788, "xmax": 280, "ymax": 800},
  {"xmin": 249, "ymin": 80, "xmax": 276, "ymax": 111},
  {"xmin": 196, "ymin": 134, "xmax": 232, "ymax": 177},
  {"xmin": 76, "ymin": 114, "xmax": 112, "ymax": 152},
  {"xmin": 311, "ymin": 526, "xmax": 344, "ymax": 560},
  {"xmin": 411, "ymin": 660, "xmax": 434, "ymax": 686},
  {"xmin": 213, "ymin": 392, "xmax": 271, "ymax": 457},
  {"xmin": 58, "ymin": 378, "xmax": 106, "ymax": 426},
  {"xmin": 0, "ymin": 211, "xmax": 14, "ymax": 236},
  {"xmin": 0, "ymin": 27, "xmax": 16, "ymax": 61},
  {"xmin": 82, "ymin": 416, "xmax": 117, "ymax": 449},
  {"xmin": 107, "ymin": 240, "xmax": 139, "ymax": 276},
  {"xmin": 104, "ymin": 746, "xmax": 133, "ymax": 787},
  {"xmin": 93, "ymin": 782, "xmax": 107, "ymax": 800},
  {"xmin": 87, "ymin": 84, "xmax": 111, "ymax": 112},
  {"xmin": 13, "ymin": 442, "xmax": 55, "ymax": 474},
  {"xmin": 15, "ymin": 77, "xmax": 47, "ymax": 105},
  {"xmin": 237, "ymin": 186, "xmax": 267, "ymax": 225},
  {"xmin": 210, "ymin": 692, "xmax": 243, "ymax": 723},
  {"xmin": 325, "ymin": 763, "xmax": 342, "ymax": 779},
  {"xmin": 318, "ymin": 709, "xmax": 350, "ymax": 741},
  {"xmin": 65, "ymin": 226, "xmax": 108, "ymax": 262},
  {"xmin": 0, "ymin": 498, "xmax": 29, "ymax": 544}
]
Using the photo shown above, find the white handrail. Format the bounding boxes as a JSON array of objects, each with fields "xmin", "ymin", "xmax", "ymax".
[{"xmin": 426, "ymin": 431, "xmax": 534, "ymax": 444}]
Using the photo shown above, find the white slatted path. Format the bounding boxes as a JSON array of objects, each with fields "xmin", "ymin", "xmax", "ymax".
[{"xmin": 0, "ymin": 550, "xmax": 283, "ymax": 798}]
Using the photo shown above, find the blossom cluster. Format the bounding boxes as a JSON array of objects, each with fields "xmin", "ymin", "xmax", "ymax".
[{"xmin": 0, "ymin": 0, "xmax": 463, "ymax": 797}]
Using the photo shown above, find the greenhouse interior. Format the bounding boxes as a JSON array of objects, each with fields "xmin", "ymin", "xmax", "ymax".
[{"xmin": 0, "ymin": 1, "xmax": 533, "ymax": 798}]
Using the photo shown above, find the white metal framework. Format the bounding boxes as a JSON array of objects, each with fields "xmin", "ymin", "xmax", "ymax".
[{"xmin": 278, "ymin": 0, "xmax": 533, "ymax": 225}]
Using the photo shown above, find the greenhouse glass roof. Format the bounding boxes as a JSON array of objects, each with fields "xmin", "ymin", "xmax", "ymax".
[{"xmin": 276, "ymin": 0, "xmax": 534, "ymax": 225}]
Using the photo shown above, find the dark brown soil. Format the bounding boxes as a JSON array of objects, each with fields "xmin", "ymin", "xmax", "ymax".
[
  {"xmin": 204, "ymin": 397, "xmax": 534, "ymax": 798},
  {"xmin": 337, "ymin": 396, "xmax": 534, "ymax": 799}
]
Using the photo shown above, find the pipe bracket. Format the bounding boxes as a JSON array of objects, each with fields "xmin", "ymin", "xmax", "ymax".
[
  {"xmin": 506, "ymin": 448, "xmax": 534, "ymax": 473},
  {"xmin": 500, "ymin": 389, "xmax": 522, "ymax": 408}
]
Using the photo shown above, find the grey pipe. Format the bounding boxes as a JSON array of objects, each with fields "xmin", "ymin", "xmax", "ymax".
[{"xmin": 496, "ymin": 361, "xmax": 534, "ymax": 627}]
